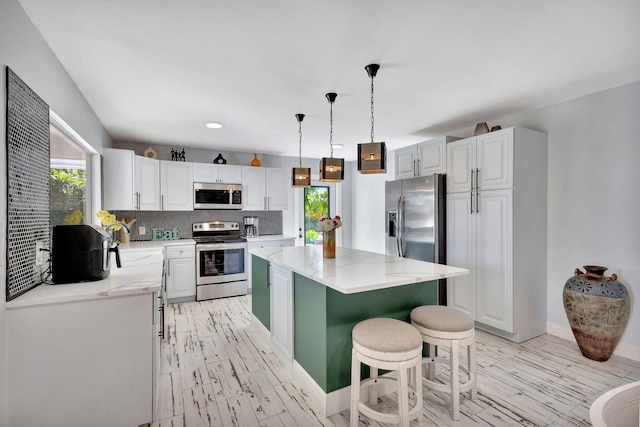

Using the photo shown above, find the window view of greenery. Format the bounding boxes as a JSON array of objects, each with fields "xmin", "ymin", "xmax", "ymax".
[
  {"xmin": 49, "ymin": 124, "xmax": 89, "ymax": 227},
  {"xmin": 304, "ymin": 186, "xmax": 329, "ymax": 245},
  {"xmin": 50, "ymin": 168, "xmax": 86, "ymax": 226}
]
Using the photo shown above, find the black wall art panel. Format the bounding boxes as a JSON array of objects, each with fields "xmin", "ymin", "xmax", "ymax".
[{"xmin": 6, "ymin": 67, "xmax": 50, "ymax": 300}]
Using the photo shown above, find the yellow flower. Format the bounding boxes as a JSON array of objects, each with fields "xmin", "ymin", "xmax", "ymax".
[
  {"xmin": 96, "ymin": 210, "xmax": 121, "ymax": 231},
  {"xmin": 64, "ymin": 210, "xmax": 84, "ymax": 225}
]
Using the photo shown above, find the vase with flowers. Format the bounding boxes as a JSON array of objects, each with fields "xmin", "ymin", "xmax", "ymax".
[{"xmin": 316, "ymin": 215, "xmax": 341, "ymax": 258}]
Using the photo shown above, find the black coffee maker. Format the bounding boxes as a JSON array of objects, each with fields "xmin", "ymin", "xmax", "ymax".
[{"xmin": 51, "ymin": 225, "xmax": 122, "ymax": 283}]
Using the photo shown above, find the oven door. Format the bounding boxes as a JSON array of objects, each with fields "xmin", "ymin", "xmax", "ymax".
[{"xmin": 196, "ymin": 242, "xmax": 247, "ymax": 285}]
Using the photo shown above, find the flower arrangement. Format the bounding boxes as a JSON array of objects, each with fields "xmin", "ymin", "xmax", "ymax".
[
  {"xmin": 96, "ymin": 210, "xmax": 136, "ymax": 232},
  {"xmin": 316, "ymin": 215, "xmax": 342, "ymax": 232}
]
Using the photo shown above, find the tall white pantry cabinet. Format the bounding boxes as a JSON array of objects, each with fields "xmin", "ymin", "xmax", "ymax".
[{"xmin": 446, "ymin": 127, "xmax": 547, "ymax": 343}]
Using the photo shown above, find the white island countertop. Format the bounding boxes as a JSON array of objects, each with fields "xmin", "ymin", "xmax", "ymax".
[
  {"xmin": 251, "ymin": 245, "xmax": 469, "ymax": 294},
  {"xmin": 5, "ymin": 243, "xmax": 177, "ymax": 309}
]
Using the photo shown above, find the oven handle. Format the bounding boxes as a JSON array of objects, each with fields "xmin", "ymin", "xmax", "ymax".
[{"xmin": 196, "ymin": 242, "xmax": 247, "ymax": 251}]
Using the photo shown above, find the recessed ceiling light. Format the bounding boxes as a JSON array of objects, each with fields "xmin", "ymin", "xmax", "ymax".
[
  {"xmin": 206, "ymin": 122, "xmax": 223, "ymax": 129},
  {"xmin": 333, "ymin": 144, "xmax": 344, "ymax": 149}
]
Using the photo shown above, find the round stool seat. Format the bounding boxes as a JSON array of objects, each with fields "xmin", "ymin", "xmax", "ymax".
[
  {"xmin": 353, "ymin": 318, "xmax": 422, "ymax": 361},
  {"xmin": 411, "ymin": 306, "xmax": 474, "ymax": 339}
]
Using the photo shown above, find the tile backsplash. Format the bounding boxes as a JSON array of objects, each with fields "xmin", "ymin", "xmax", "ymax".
[{"xmin": 111, "ymin": 210, "xmax": 282, "ymax": 241}]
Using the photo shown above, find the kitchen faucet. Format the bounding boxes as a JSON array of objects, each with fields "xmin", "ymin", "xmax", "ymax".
[
  {"xmin": 103, "ymin": 222, "xmax": 130, "ymax": 268},
  {"xmin": 104, "ymin": 222, "xmax": 131, "ymax": 234}
]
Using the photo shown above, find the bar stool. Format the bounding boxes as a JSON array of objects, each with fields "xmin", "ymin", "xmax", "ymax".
[
  {"xmin": 350, "ymin": 318, "xmax": 423, "ymax": 427},
  {"xmin": 410, "ymin": 305, "xmax": 477, "ymax": 421}
]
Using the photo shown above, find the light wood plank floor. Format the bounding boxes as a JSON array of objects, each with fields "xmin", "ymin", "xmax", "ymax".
[{"xmin": 150, "ymin": 295, "xmax": 640, "ymax": 426}]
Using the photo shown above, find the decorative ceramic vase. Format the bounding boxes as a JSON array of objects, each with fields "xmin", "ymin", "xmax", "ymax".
[
  {"xmin": 563, "ymin": 266, "xmax": 630, "ymax": 361},
  {"xmin": 474, "ymin": 122, "xmax": 489, "ymax": 136},
  {"xmin": 323, "ymin": 229, "xmax": 336, "ymax": 258},
  {"xmin": 251, "ymin": 153, "xmax": 261, "ymax": 167}
]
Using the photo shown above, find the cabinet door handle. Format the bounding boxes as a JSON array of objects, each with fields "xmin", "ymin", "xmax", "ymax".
[
  {"xmin": 476, "ymin": 168, "xmax": 480, "ymax": 190},
  {"xmin": 470, "ymin": 191, "xmax": 474, "ymax": 215},
  {"xmin": 470, "ymin": 169, "xmax": 475, "ymax": 191},
  {"xmin": 417, "ymin": 158, "xmax": 421, "ymax": 176},
  {"xmin": 476, "ymin": 191, "xmax": 480, "ymax": 214},
  {"xmin": 135, "ymin": 192, "xmax": 140, "ymax": 210},
  {"xmin": 161, "ymin": 194, "xmax": 164, "ymax": 210},
  {"xmin": 266, "ymin": 262, "xmax": 271, "ymax": 287}
]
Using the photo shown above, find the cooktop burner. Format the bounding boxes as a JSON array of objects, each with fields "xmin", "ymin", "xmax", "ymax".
[{"xmin": 192, "ymin": 221, "xmax": 244, "ymax": 244}]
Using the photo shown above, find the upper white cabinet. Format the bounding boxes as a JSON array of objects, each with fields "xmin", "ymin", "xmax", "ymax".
[
  {"xmin": 193, "ymin": 163, "xmax": 242, "ymax": 184},
  {"xmin": 446, "ymin": 127, "xmax": 548, "ymax": 343},
  {"xmin": 103, "ymin": 148, "xmax": 160, "ymax": 210},
  {"xmin": 242, "ymin": 166, "xmax": 289, "ymax": 211},
  {"xmin": 136, "ymin": 156, "xmax": 162, "ymax": 210},
  {"xmin": 160, "ymin": 161, "xmax": 193, "ymax": 211},
  {"xmin": 446, "ymin": 130, "xmax": 513, "ymax": 193},
  {"xmin": 395, "ymin": 136, "xmax": 459, "ymax": 179}
]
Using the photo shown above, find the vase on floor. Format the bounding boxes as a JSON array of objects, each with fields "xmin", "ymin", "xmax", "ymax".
[
  {"xmin": 323, "ymin": 229, "xmax": 336, "ymax": 258},
  {"xmin": 563, "ymin": 265, "xmax": 630, "ymax": 361}
]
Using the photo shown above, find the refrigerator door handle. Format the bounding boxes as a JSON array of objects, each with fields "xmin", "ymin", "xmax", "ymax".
[{"xmin": 397, "ymin": 196, "xmax": 404, "ymax": 257}]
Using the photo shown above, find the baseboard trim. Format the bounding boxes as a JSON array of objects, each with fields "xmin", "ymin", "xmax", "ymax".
[
  {"xmin": 250, "ymin": 313, "xmax": 270, "ymax": 343},
  {"xmin": 546, "ymin": 321, "xmax": 640, "ymax": 362},
  {"xmin": 292, "ymin": 360, "xmax": 398, "ymax": 417}
]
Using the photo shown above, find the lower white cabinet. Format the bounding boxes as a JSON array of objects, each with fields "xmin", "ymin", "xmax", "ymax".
[
  {"xmin": 246, "ymin": 237, "xmax": 295, "ymax": 290},
  {"xmin": 7, "ymin": 293, "xmax": 158, "ymax": 427},
  {"xmin": 165, "ymin": 244, "xmax": 196, "ymax": 302},
  {"xmin": 269, "ymin": 263, "xmax": 294, "ymax": 361}
]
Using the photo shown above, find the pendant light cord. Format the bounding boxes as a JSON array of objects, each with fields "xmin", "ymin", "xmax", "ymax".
[
  {"xmin": 370, "ymin": 74, "xmax": 375, "ymax": 143},
  {"xmin": 329, "ymin": 100, "xmax": 334, "ymax": 158},
  {"xmin": 298, "ymin": 120, "xmax": 303, "ymax": 168}
]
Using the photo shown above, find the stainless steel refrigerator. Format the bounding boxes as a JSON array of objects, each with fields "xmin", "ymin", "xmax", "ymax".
[{"xmin": 385, "ymin": 174, "xmax": 447, "ymax": 304}]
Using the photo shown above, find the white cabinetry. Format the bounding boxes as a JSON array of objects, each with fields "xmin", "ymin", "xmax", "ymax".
[
  {"xmin": 446, "ymin": 127, "xmax": 547, "ymax": 343},
  {"xmin": 7, "ymin": 293, "xmax": 157, "ymax": 426},
  {"xmin": 103, "ymin": 148, "xmax": 160, "ymax": 210},
  {"xmin": 193, "ymin": 163, "xmax": 242, "ymax": 183},
  {"xmin": 160, "ymin": 161, "xmax": 193, "ymax": 211},
  {"xmin": 165, "ymin": 244, "xmax": 196, "ymax": 302},
  {"xmin": 395, "ymin": 136, "xmax": 459, "ymax": 179},
  {"xmin": 242, "ymin": 166, "xmax": 289, "ymax": 210},
  {"xmin": 270, "ymin": 263, "xmax": 294, "ymax": 361}
]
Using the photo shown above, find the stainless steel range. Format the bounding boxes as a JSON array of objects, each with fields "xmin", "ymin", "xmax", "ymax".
[{"xmin": 192, "ymin": 221, "xmax": 248, "ymax": 301}]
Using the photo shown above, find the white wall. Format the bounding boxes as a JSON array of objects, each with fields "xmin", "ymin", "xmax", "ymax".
[
  {"xmin": 0, "ymin": 1, "xmax": 112, "ymax": 425},
  {"xmin": 351, "ymin": 81, "xmax": 640, "ymax": 356}
]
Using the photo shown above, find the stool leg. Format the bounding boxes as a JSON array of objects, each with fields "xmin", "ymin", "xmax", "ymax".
[
  {"xmin": 369, "ymin": 367, "xmax": 379, "ymax": 404},
  {"xmin": 451, "ymin": 340, "xmax": 460, "ymax": 421},
  {"xmin": 469, "ymin": 339, "xmax": 477, "ymax": 400},
  {"xmin": 350, "ymin": 349, "xmax": 360, "ymax": 427},
  {"xmin": 398, "ymin": 364, "xmax": 409, "ymax": 427},
  {"xmin": 415, "ymin": 362, "xmax": 423, "ymax": 422},
  {"xmin": 427, "ymin": 343, "xmax": 437, "ymax": 380}
]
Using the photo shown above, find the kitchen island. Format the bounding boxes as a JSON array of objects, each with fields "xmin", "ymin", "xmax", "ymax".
[{"xmin": 250, "ymin": 245, "xmax": 468, "ymax": 417}]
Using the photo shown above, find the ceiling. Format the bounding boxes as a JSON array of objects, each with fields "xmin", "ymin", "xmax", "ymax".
[{"xmin": 18, "ymin": 0, "xmax": 640, "ymax": 161}]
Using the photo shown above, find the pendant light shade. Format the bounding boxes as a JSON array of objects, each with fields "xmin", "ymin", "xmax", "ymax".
[
  {"xmin": 320, "ymin": 92, "xmax": 344, "ymax": 182},
  {"xmin": 358, "ymin": 64, "xmax": 387, "ymax": 174},
  {"xmin": 292, "ymin": 113, "xmax": 311, "ymax": 188}
]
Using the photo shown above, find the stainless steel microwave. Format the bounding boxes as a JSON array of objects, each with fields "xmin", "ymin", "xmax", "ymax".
[{"xmin": 193, "ymin": 182, "xmax": 243, "ymax": 210}]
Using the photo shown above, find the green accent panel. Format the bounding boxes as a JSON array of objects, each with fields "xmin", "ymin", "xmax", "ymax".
[
  {"xmin": 292, "ymin": 274, "xmax": 438, "ymax": 393},
  {"xmin": 325, "ymin": 281, "xmax": 438, "ymax": 391},
  {"xmin": 251, "ymin": 256, "xmax": 270, "ymax": 329},
  {"xmin": 293, "ymin": 274, "xmax": 328, "ymax": 390}
]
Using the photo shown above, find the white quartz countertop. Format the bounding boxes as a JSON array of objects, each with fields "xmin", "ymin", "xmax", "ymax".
[
  {"xmin": 5, "ymin": 243, "xmax": 177, "ymax": 309},
  {"xmin": 244, "ymin": 235, "xmax": 296, "ymax": 243},
  {"xmin": 251, "ymin": 245, "xmax": 469, "ymax": 294}
]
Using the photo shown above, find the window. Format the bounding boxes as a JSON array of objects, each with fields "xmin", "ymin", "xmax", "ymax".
[{"xmin": 49, "ymin": 111, "xmax": 99, "ymax": 227}]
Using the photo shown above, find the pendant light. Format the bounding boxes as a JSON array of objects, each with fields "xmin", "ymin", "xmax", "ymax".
[
  {"xmin": 319, "ymin": 92, "xmax": 344, "ymax": 182},
  {"xmin": 358, "ymin": 64, "xmax": 387, "ymax": 174},
  {"xmin": 292, "ymin": 113, "xmax": 311, "ymax": 188}
]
